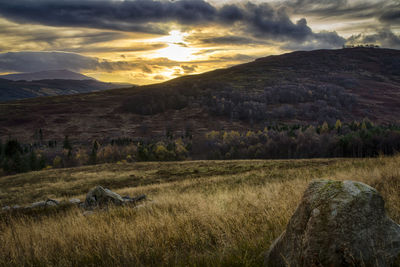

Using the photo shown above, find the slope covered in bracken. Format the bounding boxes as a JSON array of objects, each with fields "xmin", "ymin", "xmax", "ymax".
[{"xmin": 0, "ymin": 47, "xmax": 399, "ymax": 142}]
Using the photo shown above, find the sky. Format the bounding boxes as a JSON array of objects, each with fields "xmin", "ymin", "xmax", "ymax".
[{"xmin": 0, "ymin": 0, "xmax": 399, "ymax": 84}]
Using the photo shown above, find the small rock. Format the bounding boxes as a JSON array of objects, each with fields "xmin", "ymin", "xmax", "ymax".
[
  {"xmin": 122, "ymin": 196, "xmax": 132, "ymax": 201},
  {"xmin": 134, "ymin": 194, "xmax": 147, "ymax": 202},
  {"xmin": 264, "ymin": 180, "xmax": 400, "ymax": 267},
  {"xmin": 30, "ymin": 201, "xmax": 46, "ymax": 208},
  {"xmin": 83, "ymin": 210, "xmax": 94, "ymax": 216},
  {"xmin": 12, "ymin": 205, "xmax": 20, "ymax": 209},
  {"xmin": 123, "ymin": 194, "xmax": 147, "ymax": 204},
  {"xmin": 45, "ymin": 199, "xmax": 59, "ymax": 206},
  {"xmin": 69, "ymin": 198, "xmax": 81, "ymax": 204}
]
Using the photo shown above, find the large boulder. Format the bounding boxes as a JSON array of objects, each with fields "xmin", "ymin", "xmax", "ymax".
[
  {"xmin": 84, "ymin": 186, "xmax": 124, "ymax": 208},
  {"xmin": 265, "ymin": 180, "xmax": 400, "ymax": 267}
]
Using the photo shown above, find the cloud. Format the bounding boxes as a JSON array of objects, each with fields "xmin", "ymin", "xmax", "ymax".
[
  {"xmin": 379, "ymin": 7, "xmax": 400, "ymax": 25},
  {"xmin": 181, "ymin": 64, "xmax": 198, "ymax": 73},
  {"xmin": 226, "ymin": 3, "xmax": 313, "ymax": 42},
  {"xmin": 199, "ymin": 35, "xmax": 265, "ymax": 45},
  {"xmin": 0, "ymin": 51, "xmax": 197, "ymax": 74},
  {"xmin": 141, "ymin": 65, "xmax": 153, "ymax": 74},
  {"xmin": 285, "ymin": 0, "xmax": 399, "ymax": 24},
  {"xmin": 212, "ymin": 54, "xmax": 255, "ymax": 62},
  {"xmin": 153, "ymin": 74, "xmax": 166, "ymax": 80},
  {"xmin": 0, "ymin": 0, "xmax": 217, "ymax": 34},
  {"xmin": 0, "ymin": 51, "xmax": 146, "ymax": 73},
  {"xmin": 0, "ymin": 51, "xmax": 103, "ymax": 72},
  {"xmin": 0, "ymin": 18, "xmax": 161, "ymax": 53},
  {"xmin": 0, "ymin": 0, "xmax": 345, "ymax": 47},
  {"xmin": 282, "ymin": 31, "xmax": 346, "ymax": 50},
  {"xmin": 64, "ymin": 43, "xmax": 168, "ymax": 53},
  {"xmin": 346, "ymin": 29, "xmax": 400, "ymax": 49}
]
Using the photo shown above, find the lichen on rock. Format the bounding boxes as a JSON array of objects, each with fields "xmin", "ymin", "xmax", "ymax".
[{"xmin": 265, "ymin": 179, "xmax": 400, "ymax": 267}]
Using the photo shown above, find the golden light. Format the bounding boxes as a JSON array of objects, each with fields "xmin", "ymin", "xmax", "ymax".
[{"xmin": 150, "ymin": 30, "xmax": 199, "ymax": 61}]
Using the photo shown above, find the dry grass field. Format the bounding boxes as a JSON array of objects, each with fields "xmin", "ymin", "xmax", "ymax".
[{"xmin": 0, "ymin": 156, "xmax": 399, "ymax": 266}]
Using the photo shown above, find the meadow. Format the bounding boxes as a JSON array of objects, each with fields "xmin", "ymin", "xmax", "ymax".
[{"xmin": 0, "ymin": 156, "xmax": 399, "ymax": 266}]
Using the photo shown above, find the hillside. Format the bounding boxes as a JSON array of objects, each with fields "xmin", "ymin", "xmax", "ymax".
[
  {"xmin": 0, "ymin": 70, "xmax": 95, "ymax": 81},
  {"xmin": 0, "ymin": 47, "xmax": 399, "ymax": 142},
  {"xmin": 0, "ymin": 77, "xmax": 132, "ymax": 102}
]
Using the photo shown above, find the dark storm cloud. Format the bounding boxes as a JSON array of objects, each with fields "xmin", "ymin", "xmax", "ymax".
[
  {"xmin": 0, "ymin": 0, "xmax": 217, "ymax": 34},
  {"xmin": 379, "ymin": 7, "xmax": 400, "ymax": 25},
  {"xmin": 286, "ymin": 0, "xmax": 399, "ymax": 24},
  {"xmin": 234, "ymin": 3, "xmax": 312, "ymax": 41},
  {"xmin": 0, "ymin": 0, "xmax": 343, "ymax": 45},
  {"xmin": 283, "ymin": 31, "xmax": 345, "ymax": 50}
]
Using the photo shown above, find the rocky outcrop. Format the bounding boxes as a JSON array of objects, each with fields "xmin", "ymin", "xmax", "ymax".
[
  {"xmin": 265, "ymin": 180, "xmax": 400, "ymax": 267},
  {"xmin": 84, "ymin": 186, "xmax": 125, "ymax": 208},
  {"xmin": 1, "ymin": 186, "xmax": 147, "ymax": 213},
  {"xmin": 84, "ymin": 186, "xmax": 147, "ymax": 209}
]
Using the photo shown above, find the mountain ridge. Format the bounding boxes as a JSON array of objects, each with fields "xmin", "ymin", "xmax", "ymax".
[{"xmin": 0, "ymin": 76, "xmax": 133, "ymax": 102}]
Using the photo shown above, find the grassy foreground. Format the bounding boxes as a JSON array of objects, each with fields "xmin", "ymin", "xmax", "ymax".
[{"xmin": 0, "ymin": 156, "xmax": 399, "ymax": 266}]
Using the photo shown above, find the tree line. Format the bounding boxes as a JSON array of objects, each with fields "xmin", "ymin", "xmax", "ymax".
[
  {"xmin": 1, "ymin": 120, "xmax": 400, "ymax": 175},
  {"xmin": 199, "ymin": 120, "xmax": 400, "ymax": 159}
]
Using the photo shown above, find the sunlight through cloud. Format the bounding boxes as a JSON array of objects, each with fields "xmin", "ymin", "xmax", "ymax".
[{"xmin": 150, "ymin": 30, "xmax": 200, "ymax": 62}]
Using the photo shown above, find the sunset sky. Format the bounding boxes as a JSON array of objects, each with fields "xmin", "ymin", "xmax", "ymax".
[{"xmin": 0, "ymin": 0, "xmax": 399, "ymax": 84}]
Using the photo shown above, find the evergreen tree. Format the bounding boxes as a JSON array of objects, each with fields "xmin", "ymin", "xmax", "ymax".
[
  {"xmin": 39, "ymin": 128, "xmax": 43, "ymax": 143},
  {"xmin": 63, "ymin": 135, "xmax": 72, "ymax": 158},
  {"xmin": 4, "ymin": 140, "xmax": 22, "ymax": 158},
  {"xmin": 0, "ymin": 139, "xmax": 3, "ymax": 161},
  {"xmin": 63, "ymin": 135, "xmax": 72, "ymax": 150},
  {"xmin": 29, "ymin": 151, "xmax": 38, "ymax": 171},
  {"xmin": 89, "ymin": 140, "xmax": 99, "ymax": 164}
]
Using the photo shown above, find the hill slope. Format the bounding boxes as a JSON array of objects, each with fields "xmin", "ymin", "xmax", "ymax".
[
  {"xmin": 0, "ymin": 48, "xmax": 399, "ymax": 142},
  {"xmin": 0, "ymin": 70, "xmax": 95, "ymax": 81},
  {"xmin": 0, "ymin": 77, "xmax": 132, "ymax": 102}
]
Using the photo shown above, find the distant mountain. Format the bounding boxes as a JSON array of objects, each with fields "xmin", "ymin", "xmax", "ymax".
[
  {"xmin": 0, "ymin": 48, "xmax": 399, "ymax": 142},
  {"xmin": 0, "ymin": 78, "xmax": 132, "ymax": 102},
  {"xmin": 0, "ymin": 70, "xmax": 95, "ymax": 81}
]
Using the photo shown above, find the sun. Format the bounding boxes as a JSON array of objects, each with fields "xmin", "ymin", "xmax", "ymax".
[{"xmin": 150, "ymin": 30, "xmax": 198, "ymax": 62}]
